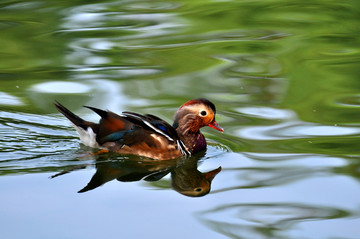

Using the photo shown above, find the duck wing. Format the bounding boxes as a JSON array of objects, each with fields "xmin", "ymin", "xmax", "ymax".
[
  {"xmin": 84, "ymin": 107, "xmax": 190, "ymax": 156},
  {"xmin": 84, "ymin": 106, "xmax": 135, "ymax": 145},
  {"xmin": 122, "ymin": 112, "xmax": 190, "ymax": 155}
]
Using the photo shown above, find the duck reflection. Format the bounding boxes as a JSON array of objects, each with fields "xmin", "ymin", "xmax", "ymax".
[{"xmin": 54, "ymin": 152, "xmax": 221, "ymax": 197}]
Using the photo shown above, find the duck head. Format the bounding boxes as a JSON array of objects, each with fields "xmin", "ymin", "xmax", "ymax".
[{"xmin": 173, "ymin": 98, "xmax": 224, "ymax": 134}]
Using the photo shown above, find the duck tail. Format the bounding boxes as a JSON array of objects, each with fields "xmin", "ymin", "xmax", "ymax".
[{"xmin": 54, "ymin": 101, "xmax": 97, "ymax": 132}]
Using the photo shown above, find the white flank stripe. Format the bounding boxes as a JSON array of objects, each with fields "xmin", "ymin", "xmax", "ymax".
[
  {"xmin": 123, "ymin": 113, "xmax": 174, "ymax": 142},
  {"xmin": 177, "ymin": 140, "xmax": 191, "ymax": 155}
]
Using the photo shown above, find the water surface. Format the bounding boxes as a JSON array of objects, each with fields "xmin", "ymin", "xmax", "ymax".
[{"xmin": 1, "ymin": 0, "xmax": 360, "ymax": 238}]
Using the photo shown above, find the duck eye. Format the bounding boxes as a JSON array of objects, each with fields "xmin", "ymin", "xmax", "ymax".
[
  {"xmin": 195, "ymin": 188, "xmax": 203, "ymax": 192},
  {"xmin": 200, "ymin": 110, "xmax": 207, "ymax": 116}
]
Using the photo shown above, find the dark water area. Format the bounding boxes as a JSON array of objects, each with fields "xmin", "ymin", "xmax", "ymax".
[{"xmin": 1, "ymin": 0, "xmax": 360, "ymax": 238}]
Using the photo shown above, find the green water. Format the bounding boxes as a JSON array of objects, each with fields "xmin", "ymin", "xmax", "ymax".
[{"xmin": 1, "ymin": 0, "xmax": 360, "ymax": 238}]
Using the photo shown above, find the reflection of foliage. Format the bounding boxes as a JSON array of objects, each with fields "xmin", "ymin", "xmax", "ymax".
[
  {"xmin": 196, "ymin": 203, "xmax": 350, "ymax": 239},
  {"xmin": 333, "ymin": 155, "xmax": 360, "ymax": 181},
  {"xmin": 212, "ymin": 165, "xmax": 327, "ymax": 194}
]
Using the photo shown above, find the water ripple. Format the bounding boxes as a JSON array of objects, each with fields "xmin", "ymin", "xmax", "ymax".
[
  {"xmin": 196, "ymin": 203, "xmax": 352, "ymax": 239},
  {"xmin": 238, "ymin": 121, "xmax": 360, "ymax": 140},
  {"xmin": 0, "ymin": 111, "xmax": 91, "ymax": 174},
  {"xmin": 0, "ymin": 92, "xmax": 24, "ymax": 106}
]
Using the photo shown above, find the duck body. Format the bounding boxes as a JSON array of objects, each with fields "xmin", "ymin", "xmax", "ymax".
[{"xmin": 54, "ymin": 98, "xmax": 223, "ymax": 160}]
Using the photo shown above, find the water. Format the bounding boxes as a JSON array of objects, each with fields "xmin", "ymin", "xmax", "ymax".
[{"xmin": 1, "ymin": 0, "xmax": 360, "ymax": 238}]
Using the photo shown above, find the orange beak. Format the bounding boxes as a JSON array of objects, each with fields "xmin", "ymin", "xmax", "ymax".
[{"xmin": 208, "ymin": 120, "xmax": 224, "ymax": 133}]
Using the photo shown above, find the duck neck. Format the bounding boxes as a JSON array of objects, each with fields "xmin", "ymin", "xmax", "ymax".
[
  {"xmin": 173, "ymin": 114, "xmax": 207, "ymax": 154},
  {"xmin": 176, "ymin": 129, "xmax": 207, "ymax": 154}
]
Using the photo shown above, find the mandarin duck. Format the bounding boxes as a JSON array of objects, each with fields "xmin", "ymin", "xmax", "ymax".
[{"xmin": 54, "ymin": 98, "xmax": 223, "ymax": 160}]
